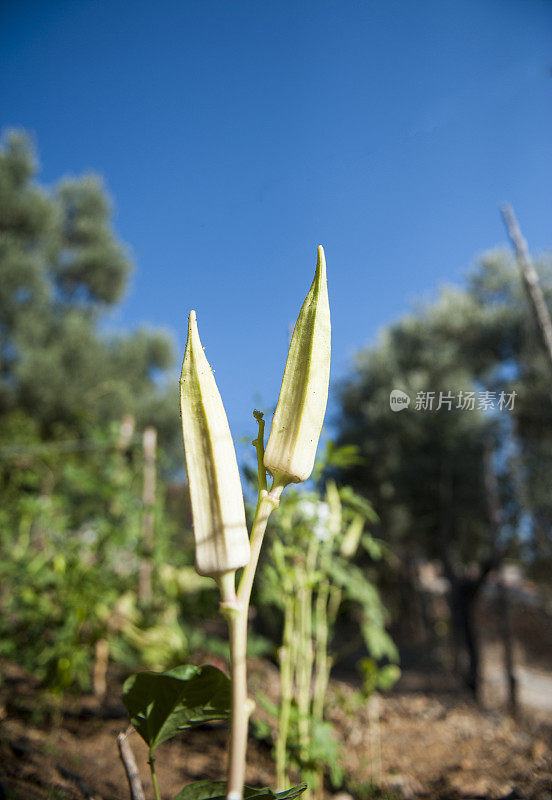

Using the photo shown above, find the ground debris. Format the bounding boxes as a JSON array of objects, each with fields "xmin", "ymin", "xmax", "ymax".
[{"xmin": 0, "ymin": 658, "xmax": 550, "ymax": 800}]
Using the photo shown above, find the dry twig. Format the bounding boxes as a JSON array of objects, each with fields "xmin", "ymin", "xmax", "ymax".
[{"xmin": 117, "ymin": 727, "xmax": 146, "ymax": 800}]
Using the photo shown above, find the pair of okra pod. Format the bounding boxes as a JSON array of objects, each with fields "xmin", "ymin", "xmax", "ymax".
[{"xmin": 180, "ymin": 246, "xmax": 331, "ymax": 580}]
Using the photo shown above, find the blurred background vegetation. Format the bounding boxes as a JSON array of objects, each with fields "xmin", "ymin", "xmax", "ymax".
[{"xmin": 0, "ymin": 127, "xmax": 551, "ymax": 727}]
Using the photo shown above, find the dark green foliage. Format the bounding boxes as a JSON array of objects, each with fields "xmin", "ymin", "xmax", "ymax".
[
  {"xmin": 358, "ymin": 659, "xmax": 401, "ymax": 694},
  {"xmin": 464, "ymin": 253, "xmax": 552, "ymax": 578},
  {"xmin": 337, "ymin": 252, "xmax": 552, "ymax": 573},
  {"xmin": 347, "ymin": 781, "xmax": 401, "ymax": 800},
  {"xmin": 54, "ymin": 176, "xmax": 131, "ymax": 304},
  {"xmin": 0, "ymin": 130, "xmax": 200, "ymax": 693},
  {"xmin": 122, "ymin": 664, "xmax": 231, "ymax": 752},
  {"xmin": 258, "ymin": 462, "xmax": 398, "ymax": 793},
  {"xmin": 0, "ymin": 130, "xmax": 178, "ymax": 443},
  {"xmin": 174, "ymin": 781, "xmax": 308, "ymax": 800},
  {"xmin": 260, "ymin": 479, "xmax": 397, "ymax": 665},
  {"xmin": 0, "ymin": 420, "xmax": 138, "ymax": 689},
  {"xmin": 335, "ymin": 248, "xmax": 552, "ymax": 692},
  {"xmin": 0, "ymin": 412, "xmax": 218, "ymax": 692},
  {"xmin": 338, "ymin": 306, "xmax": 495, "ymax": 566}
]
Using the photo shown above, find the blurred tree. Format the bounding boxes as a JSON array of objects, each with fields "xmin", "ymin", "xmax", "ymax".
[
  {"xmin": 463, "ymin": 252, "xmax": 552, "ymax": 579},
  {"xmin": 335, "ymin": 250, "xmax": 552, "ymax": 697},
  {"xmin": 0, "ymin": 130, "xmax": 178, "ymax": 444},
  {"xmin": 0, "ymin": 131, "xmax": 200, "ymax": 694}
]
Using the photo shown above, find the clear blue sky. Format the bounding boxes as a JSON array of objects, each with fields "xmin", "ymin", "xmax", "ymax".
[{"xmin": 2, "ymin": 0, "xmax": 551, "ymax": 461}]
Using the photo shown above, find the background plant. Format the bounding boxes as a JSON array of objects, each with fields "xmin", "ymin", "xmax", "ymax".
[
  {"xmin": 335, "ymin": 251, "xmax": 552, "ymax": 699},
  {"xmin": 258, "ymin": 447, "xmax": 398, "ymax": 798},
  {"xmin": 0, "ymin": 132, "xmax": 234, "ymax": 696},
  {"xmin": 119, "ymin": 248, "xmax": 331, "ymax": 800},
  {"xmin": 0, "ymin": 417, "xmax": 204, "ymax": 695}
]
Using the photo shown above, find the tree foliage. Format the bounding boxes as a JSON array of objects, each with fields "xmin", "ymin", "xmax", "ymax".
[
  {"xmin": 0, "ymin": 129, "xmax": 177, "ymax": 441},
  {"xmin": 335, "ymin": 249, "xmax": 552, "ymax": 692},
  {"xmin": 0, "ymin": 131, "xmax": 191, "ymax": 693},
  {"xmin": 338, "ymin": 250, "xmax": 552, "ymax": 576}
]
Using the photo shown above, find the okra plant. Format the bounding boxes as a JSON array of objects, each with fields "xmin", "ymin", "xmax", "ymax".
[
  {"xmin": 121, "ymin": 247, "xmax": 330, "ymax": 800},
  {"xmin": 259, "ymin": 477, "xmax": 399, "ymax": 799}
]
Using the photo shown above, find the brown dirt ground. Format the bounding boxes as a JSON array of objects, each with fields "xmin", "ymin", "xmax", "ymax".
[{"xmin": 0, "ymin": 659, "xmax": 550, "ymax": 800}]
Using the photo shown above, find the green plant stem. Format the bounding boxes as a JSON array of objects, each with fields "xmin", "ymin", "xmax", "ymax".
[
  {"xmin": 313, "ymin": 585, "xmax": 341, "ymax": 724},
  {"xmin": 226, "ymin": 607, "xmax": 249, "ymax": 800},
  {"xmin": 312, "ymin": 541, "xmax": 334, "ymax": 721},
  {"xmin": 296, "ymin": 571, "xmax": 311, "ymax": 763},
  {"xmin": 224, "ymin": 479, "xmax": 285, "ymax": 800},
  {"xmin": 252, "ymin": 411, "xmax": 267, "ymax": 494},
  {"xmin": 327, "ymin": 585, "xmax": 342, "ymax": 627},
  {"xmin": 276, "ymin": 597, "xmax": 294, "ymax": 791},
  {"xmin": 297, "ymin": 537, "xmax": 318, "ymax": 765},
  {"xmin": 148, "ymin": 752, "xmax": 161, "ymax": 800},
  {"xmin": 312, "ymin": 578, "xmax": 329, "ymax": 722}
]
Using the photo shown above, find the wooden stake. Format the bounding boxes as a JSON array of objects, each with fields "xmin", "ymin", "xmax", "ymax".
[
  {"xmin": 369, "ymin": 693, "xmax": 382, "ymax": 785},
  {"xmin": 138, "ymin": 427, "xmax": 157, "ymax": 602},
  {"xmin": 93, "ymin": 638, "xmax": 109, "ymax": 700},
  {"xmin": 118, "ymin": 414, "xmax": 136, "ymax": 451}
]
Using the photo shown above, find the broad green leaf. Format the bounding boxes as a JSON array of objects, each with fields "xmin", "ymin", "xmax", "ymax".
[
  {"xmin": 123, "ymin": 664, "xmax": 230, "ymax": 752},
  {"xmin": 274, "ymin": 783, "xmax": 309, "ymax": 800},
  {"xmin": 173, "ymin": 780, "xmax": 226, "ymax": 800},
  {"xmin": 174, "ymin": 782, "xmax": 308, "ymax": 800}
]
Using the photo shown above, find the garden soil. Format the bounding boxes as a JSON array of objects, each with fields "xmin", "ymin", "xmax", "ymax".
[{"xmin": 0, "ymin": 658, "xmax": 550, "ymax": 800}]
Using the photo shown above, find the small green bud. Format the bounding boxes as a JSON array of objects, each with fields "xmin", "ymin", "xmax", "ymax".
[
  {"xmin": 180, "ymin": 311, "xmax": 250, "ymax": 578},
  {"xmin": 264, "ymin": 245, "xmax": 331, "ymax": 485}
]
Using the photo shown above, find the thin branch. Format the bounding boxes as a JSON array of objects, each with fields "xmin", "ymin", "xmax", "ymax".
[
  {"xmin": 117, "ymin": 728, "xmax": 146, "ymax": 800},
  {"xmin": 501, "ymin": 203, "xmax": 552, "ymax": 377}
]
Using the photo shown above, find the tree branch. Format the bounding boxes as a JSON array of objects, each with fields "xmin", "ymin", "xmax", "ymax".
[
  {"xmin": 117, "ymin": 728, "xmax": 146, "ymax": 800},
  {"xmin": 501, "ymin": 204, "xmax": 552, "ymax": 378}
]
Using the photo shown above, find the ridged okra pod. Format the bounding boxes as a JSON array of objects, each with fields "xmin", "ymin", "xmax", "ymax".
[
  {"xmin": 264, "ymin": 245, "xmax": 331, "ymax": 486},
  {"xmin": 180, "ymin": 311, "xmax": 250, "ymax": 580}
]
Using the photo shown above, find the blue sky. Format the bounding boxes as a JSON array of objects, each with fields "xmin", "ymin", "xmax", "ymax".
[{"xmin": 2, "ymin": 0, "xmax": 551, "ymax": 462}]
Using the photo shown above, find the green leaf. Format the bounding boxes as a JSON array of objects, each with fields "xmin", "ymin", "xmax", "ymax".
[
  {"xmin": 362, "ymin": 534, "xmax": 383, "ymax": 560},
  {"xmin": 377, "ymin": 663, "xmax": 401, "ymax": 690},
  {"xmin": 174, "ymin": 782, "xmax": 308, "ymax": 800},
  {"xmin": 361, "ymin": 622, "xmax": 399, "ymax": 662},
  {"xmin": 256, "ymin": 690, "xmax": 280, "ymax": 718},
  {"xmin": 123, "ymin": 664, "xmax": 230, "ymax": 752},
  {"xmin": 173, "ymin": 781, "xmax": 226, "ymax": 800},
  {"xmin": 274, "ymin": 785, "xmax": 309, "ymax": 800}
]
